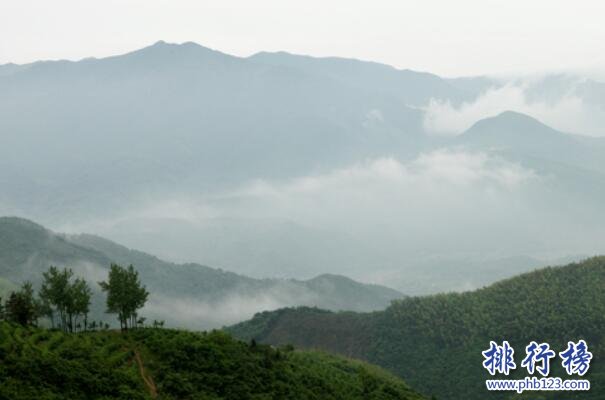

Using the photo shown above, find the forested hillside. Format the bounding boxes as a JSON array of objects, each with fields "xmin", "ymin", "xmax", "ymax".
[
  {"xmin": 0, "ymin": 322, "xmax": 426, "ymax": 400},
  {"xmin": 229, "ymin": 257, "xmax": 605, "ymax": 399},
  {"xmin": 0, "ymin": 217, "xmax": 403, "ymax": 329}
]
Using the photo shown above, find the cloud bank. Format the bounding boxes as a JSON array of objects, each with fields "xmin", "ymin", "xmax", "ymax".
[
  {"xmin": 86, "ymin": 150, "xmax": 551, "ymax": 278},
  {"xmin": 227, "ymin": 149, "xmax": 538, "ymax": 227},
  {"xmin": 53, "ymin": 146, "xmax": 605, "ymax": 294}
]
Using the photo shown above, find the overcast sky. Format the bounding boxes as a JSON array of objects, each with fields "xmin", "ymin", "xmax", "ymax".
[{"xmin": 2, "ymin": 0, "xmax": 605, "ymax": 77}]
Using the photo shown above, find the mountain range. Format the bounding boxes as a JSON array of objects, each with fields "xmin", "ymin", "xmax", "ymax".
[
  {"xmin": 1, "ymin": 41, "xmax": 605, "ymax": 295},
  {"xmin": 0, "ymin": 217, "xmax": 403, "ymax": 329}
]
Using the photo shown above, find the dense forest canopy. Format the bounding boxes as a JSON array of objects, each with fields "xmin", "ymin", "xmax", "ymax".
[
  {"xmin": 0, "ymin": 323, "xmax": 427, "ymax": 400},
  {"xmin": 228, "ymin": 257, "xmax": 605, "ymax": 399}
]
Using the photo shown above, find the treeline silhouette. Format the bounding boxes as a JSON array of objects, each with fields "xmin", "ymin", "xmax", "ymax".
[{"xmin": 0, "ymin": 263, "xmax": 161, "ymax": 332}]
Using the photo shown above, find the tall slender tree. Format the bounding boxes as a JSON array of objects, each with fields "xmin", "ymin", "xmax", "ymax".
[
  {"xmin": 69, "ymin": 277, "xmax": 92, "ymax": 332},
  {"xmin": 99, "ymin": 264, "xmax": 148, "ymax": 331},
  {"xmin": 40, "ymin": 266, "xmax": 72, "ymax": 330}
]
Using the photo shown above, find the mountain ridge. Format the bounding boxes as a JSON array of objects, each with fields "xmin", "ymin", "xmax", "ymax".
[
  {"xmin": 0, "ymin": 216, "xmax": 404, "ymax": 329},
  {"xmin": 228, "ymin": 256, "xmax": 605, "ymax": 399},
  {"xmin": 249, "ymin": 48, "xmax": 477, "ymax": 105},
  {"xmin": 1, "ymin": 42, "xmax": 605, "ymax": 300}
]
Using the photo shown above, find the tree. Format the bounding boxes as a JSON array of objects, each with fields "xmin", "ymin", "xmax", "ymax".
[
  {"xmin": 99, "ymin": 264, "xmax": 149, "ymax": 331},
  {"xmin": 39, "ymin": 266, "xmax": 91, "ymax": 332},
  {"xmin": 68, "ymin": 277, "xmax": 92, "ymax": 332},
  {"xmin": 6, "ymin": 282, "xmax": 38, "ymax": 326},
  {"xmin": 40, "ymin": 266, "xmax": 72, "ymax": 330}
]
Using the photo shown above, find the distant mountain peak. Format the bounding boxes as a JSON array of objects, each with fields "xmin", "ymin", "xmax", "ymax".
[
  {"xmin": 496, "ymin": 110, "xmax": 535, "ymax": 119},
  {"xmin": 122, "ymin": 40, "xmax": 236, "ymax": 64},
  {"xmin": 309, "ymin": 273, "xmax": 352, "ymax": 281},
  {"xmin": 461, "ymin": 110, "xmax": 564, "ymax": 142},
  {"xmin": 148, "ymin": 40, "xmax": 206, "ymax": 50},
  {"xmin": 476, "ymin": 110, "xmax": 549, "ymax": 129},
  {"xmin": 137, "ymin": 39, "xmax": 203, "ymax": 52}
]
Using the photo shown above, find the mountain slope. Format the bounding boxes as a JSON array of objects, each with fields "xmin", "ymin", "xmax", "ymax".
[
  {"xmin": 0, "ymin": 323, "xmax": 427, "ymax": 400},
  {"xmin": 249, "ymin": 51, "xmax": 475, "ymax": 106},
  {"xmin": 228, "ymin": 257, "xmax": 605, "ymax": 399},
  {"xmin": 458, "ymin": 111, "xmax": 605, "ymax": 174},
  {"xmin": 91, "ymin": 216, "xmax": 397, "ymax": 280},
  {"xmin": 2, "ymin": 45, "xmax": 605, "ymax": 295},
  {"xmin": 457, "ymin": 111, "xmax": 605, "ymax": 229},
  {"xmin": 0, "ymin": 217, "xmax": 403, "ymax": 329},
  {"xmin": 0, "ymin": 41, "xmax": 427, "ymax": 225}
]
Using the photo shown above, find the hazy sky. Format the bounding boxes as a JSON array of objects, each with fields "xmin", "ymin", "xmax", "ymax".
[{"xmin": 2, "ymin": 0, "xmax": 605, "ymax": 77}]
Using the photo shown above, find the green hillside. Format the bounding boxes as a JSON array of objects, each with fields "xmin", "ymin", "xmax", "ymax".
[
  {"xmin": 0, "ymin": 217, "xmax": 403, "ymax": 329},
  {"xmin": 228, "ymin": 257, "xmax": 605, "ymax": 399},
  {"xmin": 0, "ymin": 322, "xmax": 426, "ymax": 400}
]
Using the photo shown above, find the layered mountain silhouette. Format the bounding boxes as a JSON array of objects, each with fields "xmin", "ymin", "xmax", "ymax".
[
  {"xmin": 1, "ymin": 41, "xmax": 605, "ymax": 295},
  {"xmin": 0, "ymin": 41, "xmax": 431, "ymax": 217},
  {"xmin": 0, "ymin": 217, "xmax": 403, "ymax": 329}
]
